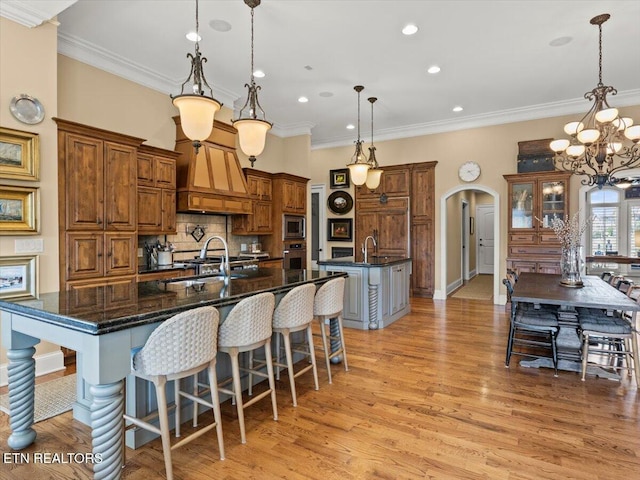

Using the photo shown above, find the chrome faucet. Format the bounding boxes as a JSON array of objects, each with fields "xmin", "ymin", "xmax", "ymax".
[
  {"xmin": 200, "ymin": 235, "xmax": 230, "ymax": 277},
  {"xmin": 362, "ymin": 235, "xmax": 377, "ymax": 263}
]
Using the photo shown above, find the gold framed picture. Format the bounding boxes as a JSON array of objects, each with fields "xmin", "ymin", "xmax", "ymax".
[
  {"xmin": 0, "ymin": 185, "xmax": 39, "ymax": 235},
  {"xmin": 0, "ymin": 127, "xmax": 40, "ymax": 181},
  {"xmin": 0, "ymin": 255, "xmax": 38, "ymax": 300}
]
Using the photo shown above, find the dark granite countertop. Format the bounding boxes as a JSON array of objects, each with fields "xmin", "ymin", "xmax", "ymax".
[
  {"xmin": 317, "ymin": 256, "xmax": 412, "ymax": 268},
  {"xmin": 137, "ymin": 264, "xmax": 194, "ymax": 275},
  {"xmin": 0, "ymin": 268, "xmax": 346, "ymax": 336}
]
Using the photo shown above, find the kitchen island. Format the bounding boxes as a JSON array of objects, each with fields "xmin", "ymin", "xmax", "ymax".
[
  {"xmin": 0, "ymin": 268, "xmax": 345, "ymax": 480},
  {"xmin": 318, "ymin": 256, "xmax": 411, "ymax": 330}
]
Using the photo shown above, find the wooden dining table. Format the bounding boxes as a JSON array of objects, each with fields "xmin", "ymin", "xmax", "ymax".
[{"xmin": 510, "ymin": 272, "xmax": 640, "ymax": 383}]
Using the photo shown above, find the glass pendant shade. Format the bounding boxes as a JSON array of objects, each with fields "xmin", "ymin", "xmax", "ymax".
[
  {"xmin": 613, "ymin": 117, "xmax": 633, "ymax": 131},
  {"xmin": 365, "ymin": 168, "xmax": 383, "ymax": 189},
  {"xmin": 577, "ymin": 128, "xmax": 600, "ymax": 144},
  {"xmin": 234, "ymin": 118, "xmax": 271, "ymax": 157},
  {"xmin": 595, "ymin": 107, "xmax": 619, "ymax": 123},
  {"xmin": 349, "ymin": 161, "xmax": 370, "ymax": 186},
  {"xmin": 625, "ymin": 125, "xmax": 640, "ymax": 141},
  {"xmin": 550, "ymin": 138, "xmax": 570, "ymax": 152},
  {"xmin": 564, "ymin": 121, "xmax": 584, "ymax": 136},
  {"xmin": 566, "ymin": 144, "xmax": 586, "ymax": 157},
  {"xmin": 173, "ymin": 95, "xmax": 221, "ymax": 142}
]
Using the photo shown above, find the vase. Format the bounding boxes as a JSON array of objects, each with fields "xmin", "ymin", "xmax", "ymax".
[{"xmin": 560, "ymin": 245, "xmax": 584, "ymax": 288}]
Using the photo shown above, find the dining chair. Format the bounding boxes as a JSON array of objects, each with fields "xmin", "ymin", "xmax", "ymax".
[{"xmin": 123, "ymin": 306, "xmax": 225, "ymax": 480}]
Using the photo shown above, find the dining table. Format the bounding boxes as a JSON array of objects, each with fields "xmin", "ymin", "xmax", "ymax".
[{"xmin": 510, "ymin": 272, "xmax": 640, "ymax": 384}]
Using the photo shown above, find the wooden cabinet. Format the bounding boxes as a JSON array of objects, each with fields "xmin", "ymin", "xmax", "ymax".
[
  {"xmin": 137, "ymin": 145, "xmax": 179, "ymax": 234},
  {"xmin": 355, "ymin": 162, "xmax": 436, "ymax": 298},
  {"xmin": 258, "ymin": 258, "xmax": 283, "ymax": 268},
  {"xmin": 504, "ymin": 171, "xmax": 571, "ymax": 274},
  {"xmin": 232, "ymin": 169, "xmax": 274, "ymax": 235},
  {"xmin": 281, "ymin": 178, "xmax": 306, "ymax": 213},
  {"xmin": 55, "ymin": 118, "xmax": 144, "ymax": 289}
]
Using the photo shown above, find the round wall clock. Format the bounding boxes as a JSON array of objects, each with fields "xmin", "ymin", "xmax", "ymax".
[
  {"xmin": 328, "ymin": 190, "xmax": 353, "ymax": 215},
  {"xmin": 458, "ymin": 161, "xmax": 481, "ymax": 182}
]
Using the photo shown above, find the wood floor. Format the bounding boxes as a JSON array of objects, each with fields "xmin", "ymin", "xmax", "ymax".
[{"xmin": 1, "ymin": 297, "xmax": 639, "ymax": 479}]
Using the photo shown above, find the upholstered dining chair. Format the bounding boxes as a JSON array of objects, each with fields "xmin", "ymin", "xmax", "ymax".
[{"xmin": 123, "ymin": 306, "xmax": 225, "ymax": 480}]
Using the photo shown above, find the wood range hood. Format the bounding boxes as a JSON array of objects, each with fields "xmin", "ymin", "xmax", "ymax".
[{"xmin": 173, "ymin": 116, "xmax": 251, "ymax": 215}]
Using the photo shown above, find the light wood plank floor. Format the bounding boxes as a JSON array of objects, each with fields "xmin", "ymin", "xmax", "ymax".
[{"xmin": 1, "ymin": 297, "xmax": 639, "ymax": 479}]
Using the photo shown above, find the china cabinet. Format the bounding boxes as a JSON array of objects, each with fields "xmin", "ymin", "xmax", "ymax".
[{"xmin": 504, "ymin": 171, "xmax": 572, "ymax": 274}]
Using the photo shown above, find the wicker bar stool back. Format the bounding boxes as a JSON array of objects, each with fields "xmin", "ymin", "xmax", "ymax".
[
  {"xmin": 270, "ymin": 283, "xmax": 319, "ymax": 406},
  {"xmin": 123, "ymin": 306, "xmax": 224, "ymax": 480},
  {"xmin": 217, "ymin": 292, "xmax": 277, "ymax": 444},
  {"xmin": 313, "ymin": 277, "xmax": 348, "ymax": 384}
]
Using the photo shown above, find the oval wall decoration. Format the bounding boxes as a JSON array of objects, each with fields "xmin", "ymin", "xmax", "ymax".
[{"xmin": 327, "ymin": 190, "xmax": 353, "ymax": 215}]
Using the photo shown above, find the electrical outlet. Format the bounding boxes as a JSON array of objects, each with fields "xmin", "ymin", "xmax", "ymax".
[
  {"xmin": 15, "ymin": 238, "xmax": 44, "ymax": 253},
  {"xmin": 241, "ymin": 243, "xmax": 247, "ymax": 251}
]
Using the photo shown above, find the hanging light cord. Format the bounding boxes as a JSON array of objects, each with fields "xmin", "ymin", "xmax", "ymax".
[
  {"xmin": 250, "ymin": 6, "xmax": 255, "ymax": 82},
  {"xmin": 597, "ymin": 20, "xmax": 603, "ymax": 87}
]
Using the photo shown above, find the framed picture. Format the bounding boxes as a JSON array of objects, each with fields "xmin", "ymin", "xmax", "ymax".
[
  {"xmin": 330, "ymin": 168, "xmax": 350, "ymax": 189},
  {"xmin": 0, "ymin": 255, "xmax": 38, "ymax": 300},
  {"xmin": 0, "ymin": 185, "xmax": 39, "ymax": 235},
  {"xmin": 328, "ymin": 218, "xmax": 353, "ymax": 241},
  {"xmin": 0, "ymin": 127, "xmax": 40, "ymax": 181},
  {"xmin": 327, "ymin": 190, "xmax": 354, "ymax": 215}
]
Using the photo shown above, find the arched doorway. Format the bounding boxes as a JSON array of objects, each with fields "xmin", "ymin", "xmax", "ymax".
[{"xmin": 435, "ymin": 184, "xmax": 502, "ymax": 304}]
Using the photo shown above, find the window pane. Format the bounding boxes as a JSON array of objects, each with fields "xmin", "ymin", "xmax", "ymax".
[
  {"xmin": 590, "ymin": 206, "xmax": 618, "ymax": 255},
  {"xmin": 589, "ymin": 189, "xmax": 620, "ymax": 204},
  {"xmin": 630, "ymin": 205, "xmax": 640, "ymax": 256}
]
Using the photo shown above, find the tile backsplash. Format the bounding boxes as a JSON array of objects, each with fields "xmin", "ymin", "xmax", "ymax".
[{"xmin": 139, "ymin": 213, "xmax": 257, "ymax": 266}]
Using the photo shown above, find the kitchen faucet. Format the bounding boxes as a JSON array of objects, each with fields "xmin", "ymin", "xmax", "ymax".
[
  {"xmin": 362, "ymin": 235, "xmax": 377, "ymax": 263},
  {"xmin": 200, "ymin": 235, "xmax": 230, "ymax": 277}
]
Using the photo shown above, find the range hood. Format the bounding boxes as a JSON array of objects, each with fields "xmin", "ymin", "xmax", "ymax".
[{"xmin": 174, "ymin": 117, "xmax": 251, "ymax": 215}]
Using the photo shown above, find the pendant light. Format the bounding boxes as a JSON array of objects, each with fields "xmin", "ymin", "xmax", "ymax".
[
  {"xmin": 171, "ymin": 0, "xmax": 222, "ymax": 153},
  {"xmin": 365, "ymin": 96, "xmax": 383, "ymax": 190},
  {"xmin": 233, "ymin": 0, "xmax": 272, "ymax": 167},
  {"xmin": 347, "ymin": 85, "xmax": 370, "ymax": 185}
]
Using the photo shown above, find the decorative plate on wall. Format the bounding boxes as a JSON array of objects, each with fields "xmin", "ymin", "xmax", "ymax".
[
  {"xmin": 9, "ymin": 94, "xmax": 45, "ymax": 125},
  {"xmin": 327, "ymin": 190, "xmax": 353, "ymax": 215}
]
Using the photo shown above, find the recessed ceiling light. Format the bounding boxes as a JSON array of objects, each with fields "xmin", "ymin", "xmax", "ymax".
[
  {"xmin": 427, "ymin": 65, "xmax": 441, "ymax": 74},
  {"xmin": 549, "ymin": 36, "xmax": 573, "ymax": 47},
  {"xmin": 298, "ymin": 96, "xmax": 309, "ymax": 103},
  {"xmin": 209, "ymin": 19, "xmax": 232, "ymax": 32},
  {"xmin": 186, "ymin": 32, "xmax": 201, "ymax": 42},
  {"xmin": 452, "ymin": 106, "xmax": 463, "ymax": 112},
  {"xmin": 253, "ymin": 70, "xmax": 265, "ymax": 78},
  {"xmin": 346, "ymin": 124, "xmax": 355, "ymax": 130},
  {"xmin": 319, "ymin": 91, "xmax": 333, "ymax": 98},
  {"xmin": 402, "ymin": 24, "xmax": 418, "ymax": 35}
]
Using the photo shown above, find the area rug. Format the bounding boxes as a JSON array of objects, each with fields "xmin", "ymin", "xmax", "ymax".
[
  {"xmin": 451, "ymin": 274, "xmax": 493, "ymax": 300},
  {"xmin": 0, "ymin": 374, "xmax": 76, "ymax": 423}
]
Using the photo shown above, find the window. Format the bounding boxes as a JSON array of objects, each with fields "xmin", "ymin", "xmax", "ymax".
[{"xmin": 587, "ymin": 187, "xmax": 640, "ymax": 257}]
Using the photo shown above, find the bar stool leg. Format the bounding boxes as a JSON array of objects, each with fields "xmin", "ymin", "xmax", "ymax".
[
  {"xmin": 337, "ymin": 315, "xmax": 349, "ymax": 372},
  {"xmin": 207, "ymin": 365, "xmax": 225, "ymax": 460},
  {"xmin": 229, "ymin": 348, "xmax": 247, "ymax": 444},
  {"xmin": 282, "ymin": 330, "xmax": 298, "ymax": 406},
  {"xmin": 264, "ymin": 339, "xmax": 278, "ymax": 421},
  {"xmin": 154, "ymin": 378, "xmax": 174, "ymax": 480},
  {"xmin": 318, "ymin": 317, "xmax": 333, "ymax": 384},
  {"xmin": 174, "ymin": 378, "xmax": 182, "ymax": 437},
  {"xmin": 306, "ymin": 324, "xmax": 319, "ymax": 391}
]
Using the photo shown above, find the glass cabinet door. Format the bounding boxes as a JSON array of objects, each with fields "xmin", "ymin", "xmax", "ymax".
[
  {"xmin": 511, "ymin": 183, "xmax": 534, "ymax": 229},
  {"xmin": 540, "ymin": 180, "xmax": 566, "ymax": 228}
]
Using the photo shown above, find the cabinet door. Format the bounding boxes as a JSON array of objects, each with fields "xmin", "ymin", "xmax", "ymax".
[
  {"xmin": 253, "ymin": 201, "xmax": 273, "ymax": 233},
  {"xmin": 282, "ymin": 180, "xmax": 296, "ymax": 212},
  {"xmin": 65, "ymin": 134, "xmax": 104, "ymax": 231},
  {"xmin": 411, "ymin": 221, "xmax": 433, "ymax": 297},
  {"xmin": 294, "ymin": 182, "xmax": 306, "ymax": 212},
  {"xmin": 137, "ymin": 187, "xmax": 162, "ymax": 232},
  {"xmin": 66, "ymin": 232, "xmax": 104, "ymax": 280},
  {"xmin": 539, "ymin": 179, "xmax": 566, "ymax": 229},
  {"xmin": 161, "ymin": 189, "xmax": 177, "ymax": 233},
  {"xmin": 378, "ymin": 206, "xmax": 410, "ymax": 258},
  {"xmin": 155, "ymin": 157, "xmax": 176, "ymax": 188},
  {"xmin": 137, "ymin": 153, "xmax": 155, "ymax": 186},
  {"xmin": 390, "ymin": 264, "xmax": 409, "ymax": 314},
  {"xmin": 355, "ymin": 210, "xmax": 379, "ymax": 261},
  {"xmin": 341, "ymin": 268, "xmax": 363, "ymax": 322},
  {"xmin": 104, "ymin": 233, "xmax": 136, "ymax": 277},
  {"xmin": 509, "ymin": 182, "xmax": 535, "ymax": 230},
  {"xmin": 259, "ymin": 177, "xmax": 272, "ymax": 201},
  {"xmin": 105, "ymin": 141, "xmax": 137, "ymax": 231}
]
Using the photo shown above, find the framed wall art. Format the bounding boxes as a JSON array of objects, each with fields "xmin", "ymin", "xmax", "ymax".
[
  {"xmin": 0, "ymin": 255, "xmax": 38, "ymax": 300},
  {"xmin": 329, "ymin": 168, "xmax": 350, "ymax": 189},
  {"xmin": 0, "ymin": 185, "xmax": 39, "ymax": 235},
  {"xmin": 328, "ymin": 218, "xmax": 353, "ymax": 241},
  {"xmin": 0, "ymin": 127, "xmax": 40, "ymax": 181},
  {"xmin": 327, "ymin": 190, "xmax": 353, "ymax": 215}
]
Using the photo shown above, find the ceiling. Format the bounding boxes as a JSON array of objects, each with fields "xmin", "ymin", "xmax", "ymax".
[{"xmin": 3, "ymin": 1, "xmax": 640, "ymax": 149}]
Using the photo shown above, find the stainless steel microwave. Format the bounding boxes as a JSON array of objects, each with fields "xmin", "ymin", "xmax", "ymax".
[{"xmin": 283, "ymin": 215, "xmax": 305, "ymax": 239}]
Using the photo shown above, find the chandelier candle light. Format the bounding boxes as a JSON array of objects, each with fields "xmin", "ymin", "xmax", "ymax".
[
  {"xmin": 550, "ymin": 13, "xmax": 640, "ymax": 189},
  {"xmin": 347, "ymin": 85, "xmax": 370, "ymax": 185},
  {"xmin": 171, "ymin": 0, "xmax": 222, "ymax": 153},
  {"xmin": 233, "ymin": 0, "xmax": 272, "ymax": 167},
  {"xmin": 365, "ymin": 96, "xmax": 383, "ymax": 190}
]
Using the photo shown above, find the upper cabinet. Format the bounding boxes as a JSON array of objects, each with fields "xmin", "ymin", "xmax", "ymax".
[
  {"xmin": 173, "ymin": 117, "xmax": 252, "ymax": 215},
  {"xmin": 355, "ymin": 168, "xmax": 410, "ymax": 199},
  {"xmin": 137, "ymin": 145, "xmax": 179, "ymax": 234},
  {"xmin": 232, "ymin": 168, "xmax": 274, "ymax": 235}
]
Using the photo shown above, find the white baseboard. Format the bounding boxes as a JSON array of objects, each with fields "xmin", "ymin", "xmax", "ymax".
[
  {"xmin": 447, "ymin": 278, "xmax": 463, "ymax": 295},
  {"xmin": 433, "ymin": 289, "xmax": 446, "ymax": 300},
  {"xmin": 0, "ymin": 350, "xmax": 65, "ymax": 387}
]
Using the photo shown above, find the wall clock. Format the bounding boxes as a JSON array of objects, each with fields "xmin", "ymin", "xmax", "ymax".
[
  {"xmin": 327, "ymin": 190, "xmax": 353, "ymax": 215},
  {"xmin": 458, "ymin": 161, "xmax": 481, "ymax": 182}
]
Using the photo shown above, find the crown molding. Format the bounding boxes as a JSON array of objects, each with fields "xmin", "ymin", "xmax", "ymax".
[
  {"xmin": 311, "ymin": 89, "xmax": 640, "ymax": 150},
  {"xmin": 0, "ymin": 0, "xmax": 76, "ymax": 27}
]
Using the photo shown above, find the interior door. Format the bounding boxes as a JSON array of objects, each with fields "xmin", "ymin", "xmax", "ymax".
[{"xmin": 477, "ymin": 204, "xmax": 495, "ymax": 274}]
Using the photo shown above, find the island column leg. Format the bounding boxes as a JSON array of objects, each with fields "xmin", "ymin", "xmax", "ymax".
[
  {"xmin": 90, "ymin": 381, "xmax": 125, "ymax": 480},
  {"xmin": 7, "ymin": 346, "xmax": 37, "ymax": 450},
  {"xmin": 368, "ymin": 283, "xmax": 380, "ymax": 330},
  {"xmin": 329, "ymin": 318, "xmax": 343, "ymax": 363}
]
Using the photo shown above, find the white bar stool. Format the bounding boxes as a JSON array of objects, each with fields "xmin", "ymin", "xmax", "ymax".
[
  {"xmin": 270, "ymin": 283, "xmax": 319, "ymax": 406},
  {"xmin": 123, "ymin": 306, "xmax": 224, "ymax": 480},
  {"xmin": 314, "ymin": 277, "xmax": 348, "ymax": 384},
  {"xmin": 217, "ymin": 292, "xmax": 277, "ymax": 444}
]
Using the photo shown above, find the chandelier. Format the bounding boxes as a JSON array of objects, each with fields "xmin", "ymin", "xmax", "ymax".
[
  {"xmin": 233, "ymin": 0, "xmax": 272, "ymax": 167},
  {"xmin": 365, "ymin": 96, "xmax": 383, "ymax": 190},
  {"xmin": 171, "ymin": 0, "xmax": 222, "ymax": 153},
  {"xmin": 347, "ymin": 85, "xmax": 370, "ymax": 185},
  {"xmin": 550, "ymin": 13, "xmax": 640, "ymax": 189}
]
